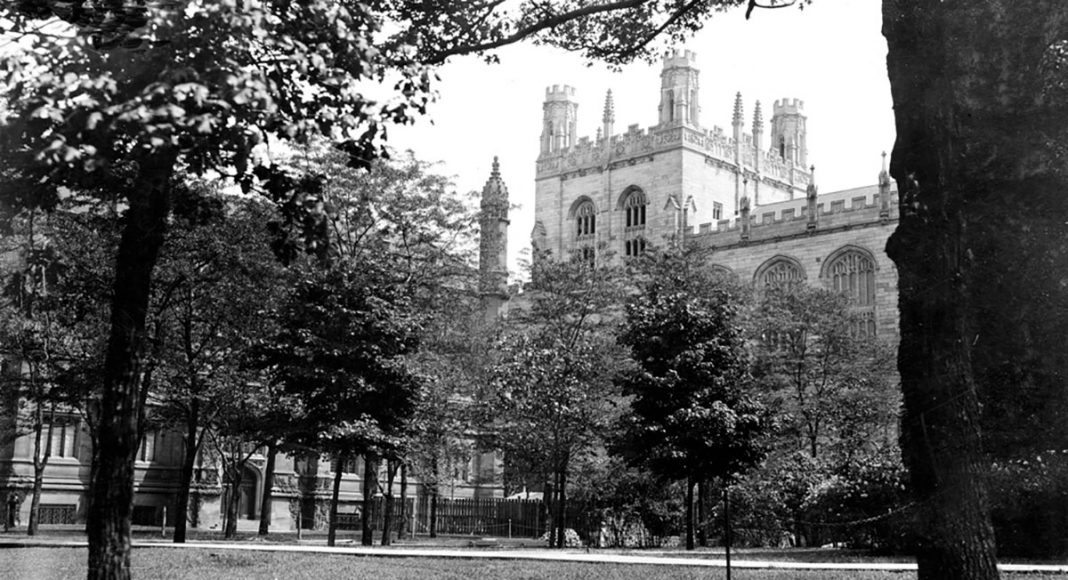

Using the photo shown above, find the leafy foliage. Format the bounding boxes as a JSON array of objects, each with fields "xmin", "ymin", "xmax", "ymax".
[
  {"xmin": 748, "ymin": 284, "xmax": 897, "ymax": 462},
  {"xmin": 615, "ymin": 248, "xmax": 769, "ymax": 483}
]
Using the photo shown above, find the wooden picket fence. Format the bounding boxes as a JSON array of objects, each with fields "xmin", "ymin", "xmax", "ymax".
[
  {"xmin": 332, "ymin": 496, "xmax": 545, "ymax": 539},
  {"xmin": 412, "ymin": 496, "xmax": 545, "ymax": 538}
]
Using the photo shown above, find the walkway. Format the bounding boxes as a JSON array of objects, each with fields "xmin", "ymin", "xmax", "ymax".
[{"xmin": 2, "ymin": 537, "xmax": 1067, "ymax": 574}]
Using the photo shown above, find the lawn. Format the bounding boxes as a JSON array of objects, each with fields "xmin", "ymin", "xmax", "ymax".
[{"xmin": 0, "ymin": 548, "xmax": 1062, "ymax": 580}]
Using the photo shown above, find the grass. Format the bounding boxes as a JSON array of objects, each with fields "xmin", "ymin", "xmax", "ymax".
[{"xmin": 1, "ymin": 548, "xmax": 1064, "ymax": 580}]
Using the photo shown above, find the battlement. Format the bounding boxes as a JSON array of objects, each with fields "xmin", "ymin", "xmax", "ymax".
[
  {"xmin": 773, "ymin": 98, "xmax": 804, "ymax": 115},
  {"xmin": 663, "ymin": 49, "xmax": 698, "ymax": 69},
  {"xmin": 545, "ymin": 84, "xmax": 577, "ymax": 101},
  {"xmin": 690, "ymin": 185, "xmax": 898, "ymax": 242}
]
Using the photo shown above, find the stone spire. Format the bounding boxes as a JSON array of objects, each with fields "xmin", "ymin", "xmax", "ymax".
[
  {"xmin": 753, "ymin": 100, "xmax": 765, "ymax": 171},
  {"xmin": 479, "ymin": 156, "xmax": 509, "ymax": 301},
  {"xmin": 602, "ymin": 89, "xmax": 615, "ymax": 142},
  {"xmin": 732, "ymin": 92, "xmax": 744, "ymax": 127}
]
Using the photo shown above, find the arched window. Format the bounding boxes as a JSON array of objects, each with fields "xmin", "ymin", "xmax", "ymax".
[
  {"xmin": 824, "ymin": 248, "xmax": 878, "ymax": 337},
  {"xmin": 575, "ymin": 200, "xmax": 596, "ymax": 239},
  {"xmin": 756, "ymin": 257, "xmax": 805, "ymax": 288},
  {"xmin": 622, "ymin": 188, "xmax": 648, "ymax": 257}
]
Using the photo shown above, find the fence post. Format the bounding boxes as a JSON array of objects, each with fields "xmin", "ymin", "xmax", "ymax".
[
  {"xmin": 508, "ymin": 518, "xmax": 512, "ymax": 539},
  {"xmin": 161, "ymin": 507, "xmax": 167, "ymax": 537}
]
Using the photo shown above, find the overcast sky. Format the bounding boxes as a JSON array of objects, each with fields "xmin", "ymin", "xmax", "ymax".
[{"xmin": 394, "ymin": 1, "xmax": 895, "ymax": 274}]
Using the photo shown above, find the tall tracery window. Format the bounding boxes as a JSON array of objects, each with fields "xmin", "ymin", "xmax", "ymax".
[
  {"xmin": 575, "ymin": 200, "xmax": 596, "ymax": 239},
  {"xmin": 758, "ymin": 258, "xmax": 805, "ymax": 288},
  {"xmin": 828, "ymin": 250, "xmax": 878, "ymax": 337},
  {"xmin": 623, "ymin": 189, "xmax": 647, "ymax": 257}
]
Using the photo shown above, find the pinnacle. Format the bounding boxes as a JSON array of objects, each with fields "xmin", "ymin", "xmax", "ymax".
[
  {"xmin": 733, "ymin": 92, "xmax": 743, "ymax": 125},
  {"xmin": 753, "ymin": 100, "xmax": 763, "ymax": 128},
  {"xmin": 491, "ymin": 156, "xmax": 500, "ymax": 178},
  {"xmin": 603, "ymin": 89, "xmax": 615, "ymax": 123}
]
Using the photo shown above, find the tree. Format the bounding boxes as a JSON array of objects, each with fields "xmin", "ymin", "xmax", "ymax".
[
  {"xmin": 749, "ymin": 284, "xmax": 897, "ymax": 462},
  {"xmin": 881, "ymin": 2, "xmax": 1068, "ymax": 577},
  {"xmin": 483, "ymin": 249, "xmax": 626, "ymax": 548},
  {"xmin": 616, "ymin": 247, "xmax": 770, "ymax": 550},
  {"xmin": 150, "ymin": 191, "xmax": 286, "ymax": 543},
  {"xmin": 6, "ymin": 1, "xmax": 1043, "ymax": 577},
  {"xmin": 256, "ymin": 260, "xmax": 422, "ymax": 546}
]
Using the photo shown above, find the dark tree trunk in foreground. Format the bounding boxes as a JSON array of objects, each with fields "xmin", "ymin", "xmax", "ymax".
[
  {"xmin": 361, "ymin": 456, "xmax": 378, "ymax": 546},
  {"xmin": 398, "ymin": 463, "xmax": 408, "ymax": 539},
  {"xmin": 258, "ymin": 443, "xmax": 277, "ymax": 536},
  {"xmin": 555, "ymin": 468, "xmax": 568, "ymax": 549},
  {"xmin": 684, "ymin": 477, "xmax": 695, "ymax": 551},
  {"xmin": 173, "ymin": 398, "xmax": 200, "ymax": 544},
  {"xmin": 87, "ymin": 155, "xmax": 174, "ymax": 580},
  {"xmin": 328, "ymin": 454, "xmax": 344, "ymax": 547},
  {"xmin": 884, "ymin": 2, "xmax": 1068, "ymax": 578},
  {"xmin": 223, "ymin": 467, "xmax": 242, "ymax": 539},
  {"xmin": 697, "ymin": 480, "xmax": 708, "ymax": 548},
  {"xmin": 428, "ymin": 482, "xmax": 438, "ymax": 538},
  {"xmin": 28, "ymin": 406, "xmax": 53, "ymax": 537},
  {"xmin": 381, "ymin": 459, "xmax": 397, "ymax": 546}
]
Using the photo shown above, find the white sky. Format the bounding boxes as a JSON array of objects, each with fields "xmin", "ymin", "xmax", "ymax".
[{"xmin": 377, "ymin": 1, "xmax": 891, "ymax": 274}]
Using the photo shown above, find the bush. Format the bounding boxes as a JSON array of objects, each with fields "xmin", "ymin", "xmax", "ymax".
[
  {"xmin": 539, "ymin": 528, "xmax": 583, "ymax": 548},
  {"xmin": 988, "ymin": 451, "xmax": 1068, "ymax": 558}
]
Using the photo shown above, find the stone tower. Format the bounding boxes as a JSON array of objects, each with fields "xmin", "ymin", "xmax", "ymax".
[
  {"xmin": 770, "ymin": 98, "xmax": 808, "ymax": 167},
  {"xmin": 659, "ymin": 50, "xmax": 700, "ymax": 127},
  {"xmin": 479, "ymin": 157, "xmax": 509, "ymax": 322},
  {"xmin": 540, "ymin": 85, "xmax": 578, "ymax": 155}
]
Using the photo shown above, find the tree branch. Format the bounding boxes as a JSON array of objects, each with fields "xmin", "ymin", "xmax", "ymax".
[{"xmin": 424, "ymin": 0, "xmax": 651, "ymax": 64}]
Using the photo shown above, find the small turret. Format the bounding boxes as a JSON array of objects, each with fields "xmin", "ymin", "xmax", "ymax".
[
  {"xmin": 479, "ymin": 157, "xmax": 509, "ymax": 300},
  {"xmin": 658, "ymin": 49, "xmax": 700, "ymax": 127},
  {"xmin": 770, "ymin": 98, "xmax": 808, "ymax": 166},
  {"xmin": 879, "ymin": 151, "xmax": 891, "ymax": 221},
  {"xmin": 806, "ymin": 165, "xmax": 818, "ymax": 232},
  {"xmin": 602, "ymin": 89, "xmax": 615, "ymax": 143},
  {"xmin": 541, "ymin": 85, "xmax": 578, "ymax": 155}
]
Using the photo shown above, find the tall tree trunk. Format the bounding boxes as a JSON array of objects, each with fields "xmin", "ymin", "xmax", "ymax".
[
  {"xmin": 223, "ymin": 465, "xmax": 241, "ymax": 539},
  {"xmin": 173, "ymin": 398, "xmax": 200, "ymax": 544},
  {"xmin": 328, "ymin": 452, "xmax": 344, "ymax": 547},
  {"xmin": 429, "ymin": 457, "xmax": 439, "ymax": 538},
  {"xmin": 883, "ymin": 3, "xmax": 1068, "ymax": 579},
  {"xmin": 429, "ymin": 482, "xmax": 438, "ymax": 538},
  {"xmin": 381, "ymin": 459, "xmax": 397, "ymax": 546},
  {"xmin": 555, "ymin": 467, "xmax": 568, "ymax": 549},
  {"xmin": 361, "ymin": 455, "xmax": 378, "ymax": 546},
  {"xmin": 258, "ymin": 442, "xmax": 277, "ymax": 536},
  {"xmin": 697, "ymin": 479, "xmax": 708, "ymax": 548},
  {"xmin": 685, "ymin": 477, "xmax": 695, "ymax": 551},
  {"xmin": 543, "ymin": 479, "xmax": 554, "ymax": 546},
  {"xmin": 398, "ymin": 462, "xmax": 408, "ymax": 540},
  {"xmin": 27, "ymin": 401, "xmax": 53, "ymax": 537},
  {"xmin": 87, "ymin": 154, "xmax": 174, "ymax": 580}
]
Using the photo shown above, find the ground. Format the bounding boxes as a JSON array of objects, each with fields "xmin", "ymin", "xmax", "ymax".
[{"xmin": 1, "ymin": 529, "xmax": 1065, "ymax": 579}]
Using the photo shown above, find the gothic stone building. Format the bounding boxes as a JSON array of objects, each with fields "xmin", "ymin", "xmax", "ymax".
[{"xmin": 528, "ymin": 50, "xmax": 900, "ymax": 340}]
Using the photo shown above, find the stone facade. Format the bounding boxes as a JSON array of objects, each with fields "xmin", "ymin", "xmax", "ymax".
[{"xmin": 531, "ymin": 50, "xmax": 899, "ymax": 343}]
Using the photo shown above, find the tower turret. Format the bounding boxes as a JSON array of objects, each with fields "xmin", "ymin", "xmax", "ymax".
[
  {"xmin": 770, "ymin": 98, "xmax": 808, "ymax": 166},
  {"xmin": 479, "ymin": 157, "xmax": 509, "ymax": 303},
  {"xmin": 658, "ymin": 50, "xmax": 700, "ymax": 126},
  {"xmin": 541, "ymin": 85, "xmax": 578, "ymax": 156}
]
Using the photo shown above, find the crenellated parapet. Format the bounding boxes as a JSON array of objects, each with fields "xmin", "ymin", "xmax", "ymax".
[
  {"xmin": 535, "ymin": 117, "xmax": 810, "ymax": 191},
  {"xmin": 690, "ymin": 184, "xmax": 898, "ymax": 246}
]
